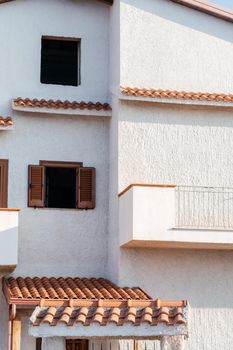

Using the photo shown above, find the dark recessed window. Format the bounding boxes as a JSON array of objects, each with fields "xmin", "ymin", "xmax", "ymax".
[
  {"xmin": 46, "ymin": 167, "xmax": 76, "ymax": 209},
  {"xmin": 41, "ymin": 37, "xmax": 80, "ymax": 86},
  {"xmin": 28, "ymin": 161, "xmax": 96, "ymax": 210}
]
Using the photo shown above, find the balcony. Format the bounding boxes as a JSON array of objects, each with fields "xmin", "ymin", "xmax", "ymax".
[
  {"xmin": 119, "ymin": 184, "xmax": 233, "ymax": 249},
  {"xmin": 0, "ymin": 209, "xmax": 19, "ymax": 273}
]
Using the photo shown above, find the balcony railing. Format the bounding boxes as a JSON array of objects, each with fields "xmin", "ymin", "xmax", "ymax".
[{"xmin": 176, "ymin": 186, "xmax": 233, "ymax": 230}]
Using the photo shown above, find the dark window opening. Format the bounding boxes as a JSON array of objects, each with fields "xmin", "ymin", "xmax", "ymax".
[
  {"xmin": 66, "ymin": 339, "xmax": 88, "ymax": 350},
  {"xmin": 45, "ymin": 167, "xmax": 76, "ymax": 209},
  {"xmin": 41, "ymin": 37, "xmax": 80, "ymax": 86}
]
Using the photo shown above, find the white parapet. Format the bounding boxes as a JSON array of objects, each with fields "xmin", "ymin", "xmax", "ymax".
[
  {"xmin": 119, "ymin": 185, "xmax": 233, "ymax": 250},
  {"xmin": 0, "ymin": 209, "xmax": 19, "ymax": 270},
  {"xmin": 119, "ymin": 185, "xmax": 176, "ymax": 247}
]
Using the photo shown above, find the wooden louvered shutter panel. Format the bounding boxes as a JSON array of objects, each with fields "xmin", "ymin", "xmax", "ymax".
[
  {"xmin": 77, "ymin": 167, "xmax": 96, "ymax": 209},
  {"xmin": 28, "ymin": 165, "xmax": 45, "ymax": 207},
  {"xmin": 0, "ymin": 160, "xmax": 8, "ymax": 208},
  {"xmin": 36, "ymin": 338, "xmax": 42, "ymax": 350},
  {"xmin": 66, "ymin": 340, "xmax": 74, "ymax": 350}
]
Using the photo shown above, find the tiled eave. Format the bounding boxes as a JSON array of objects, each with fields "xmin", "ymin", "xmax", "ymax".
[
  {"xmin": 29, "ymin": 305, "xmax": 188, "ymax": 339},
  {"xmin": 120, "ymin": 87, "xmax": 233, "ymax": 108},
  {"xmin": 0, "ymin": 117, "xmax": 13, "ymax": 130},
  {"xmin": 12, "ymin": 98, "xmax": 112, "ymax": 118}
]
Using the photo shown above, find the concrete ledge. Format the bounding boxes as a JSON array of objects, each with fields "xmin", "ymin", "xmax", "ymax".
[{"xmin": 13, "ymin": 105, "xmax": 112, "ymax": 118}]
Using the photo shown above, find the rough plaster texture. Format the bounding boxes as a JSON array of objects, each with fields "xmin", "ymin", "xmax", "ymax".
[
  {"xmin": 120, "ymin": 0, "xmax": 233, "ymax": 92},
  {"xmin": 114, "ymin": 100, "xmax": 233, "ymax": 350},
  {"xmin": 161, "ymin": 336, "xmax": 185, "ymax": 350},
  {"xmin": 118, "ymin": 101, "xmax": 233, "ymax": 190},
  {"xmin": 118, "ymin": 248, "xmax": 233, "ymax": 350},
  {"xmin": 42, "ymin": 337, "xmax": 66, "ymax": 350}
]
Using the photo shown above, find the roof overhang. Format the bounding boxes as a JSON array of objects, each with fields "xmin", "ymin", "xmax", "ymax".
[
  {"xmin": 171, "ymin": 0, "xmax": 233, "ymax": 23},
  {"xmin": 29, "ymin": 305, "xmax": 189, "ymax": 339},
  {"xmin": 0, "ymin": 0, "xmax": 113, "ymax": 5}
]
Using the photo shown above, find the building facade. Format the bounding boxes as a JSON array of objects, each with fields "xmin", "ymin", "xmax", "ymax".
[{"xmin": 0, "ymin": 0, "xmax": 233, "ymax": 349}]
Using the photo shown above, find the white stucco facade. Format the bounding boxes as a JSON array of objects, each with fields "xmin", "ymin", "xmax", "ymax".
[
  {"xmin": 0, "ymin": 0, "xmax": 233, "ymax": 349},
  {"xmin": 109, "ymin": 1, "xmax": 233, "ymax": 350}
]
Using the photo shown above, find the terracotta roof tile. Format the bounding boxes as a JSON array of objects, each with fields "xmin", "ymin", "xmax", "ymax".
[
  {"xmin": 13, "ymin": 98, "xmax": 111, "ymax": 111},
  {"xmin": 121, "ymin": 86, "xmax": 233, "ymax": 103},
  {"xmin": 4, "ymin": 277, "xmax": 151, "ymax": 302},
  {"xmin": 0, "ymin": 117, "xmax": 13, "ymax": 127},
  {"xmin": 31, "ymin": 305, "xmax": 186, "ymax": 327}
]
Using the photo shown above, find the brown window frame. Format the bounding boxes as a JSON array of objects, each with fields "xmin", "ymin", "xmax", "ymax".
[
  {"xmin": 66, "ymin": 339, "xmax": 88, "ymax": 350},
  {"xmin": 28, "ymin": 161, "xmax": 95, "ymax": 210},
  {"xmin": 40, "ymin": 160, "xmax": 82, "ymax": 209},
  {"xmin": 39, "ymin": 160, "xmax": 83, "ymax": 168},
  {"xmin": 0, "ymin": 159, "xmax": 8, "ymax": 208}
]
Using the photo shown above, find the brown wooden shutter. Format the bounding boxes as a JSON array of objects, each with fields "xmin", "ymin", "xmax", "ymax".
[
  {"xmin": 28, "ymin": 165, "xmax": 45, "ymax": 207},
  {"xmin": 36, "ymin": 338, "xmax": 42, "ymax": 350},
  {"xmin": 77, "ymin": 167, "xmax": 96, "ymax": 209},
  {"xmin": 0, "ymin": 160, "xmax": 8, "ymax": 208}
]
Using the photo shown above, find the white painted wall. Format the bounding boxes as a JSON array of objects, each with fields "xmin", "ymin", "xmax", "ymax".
[
  {"xmin": 1, "ymin": 112, "xmax": 109, "ymax": 277},
  {"xmin": 0, "ymin": 0, "xmax": 110, "ymax": 114},
  {"xmin": 0, "ymin": 1, "xmax": 111, "ymax": 349},
  {"xmin": 0, "ymin": 0, "xmax": 110, "ymax": 276},
  {"xmin": 120, "ymin": 0, "xmax": 233, "ymax": 93}
]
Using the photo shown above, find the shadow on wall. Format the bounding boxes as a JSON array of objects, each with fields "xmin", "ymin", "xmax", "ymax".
[
  {"xmin": 122, "ymin": 0, "xmax": 233, "ymax": 43},
  {"xmin": 119, "ymin": 248, "xmax": 233, "ymax": 308},
  {"xmin": 120, "ymin": 100, "xmax": 233, "ymax": 128}
]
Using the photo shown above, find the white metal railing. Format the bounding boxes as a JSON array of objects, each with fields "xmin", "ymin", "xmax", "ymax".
[{"xmin": 176, "ymin": 186, "xmax": 233, "ymax": 229}]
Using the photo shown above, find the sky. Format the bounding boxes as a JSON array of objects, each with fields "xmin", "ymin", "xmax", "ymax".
[{"xmin": 210, "ymin": 0, "xmax": 233, "ymax": 9}]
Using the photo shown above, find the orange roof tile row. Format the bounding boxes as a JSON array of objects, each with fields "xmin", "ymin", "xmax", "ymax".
[
  {"xmin": 13, "ymin": 98, "xmax": 111, "ymax": 111},
  {"xmin": 121, "ymin": 87, "xmax": 233, "ymax": 103},
  {"xmin": 5, "ymin": 277, "xmax": 151, "ymax": 301},
  {"xmin": 32, "ymin": 305, "xmax": 186, "ymax": 327},
  {"xmin": 0, "ymin": 117, "xmax": 13, "ymax": 127}
]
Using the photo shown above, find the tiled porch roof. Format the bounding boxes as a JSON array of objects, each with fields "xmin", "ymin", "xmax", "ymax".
[
  {"xmin": 31, "ymin": 305, "xmax": 186, "ymax": 327},
  {"xmin": 4, "ymin": 277, "xmax": 187, "ymax": 331},
  {"xmin": 3, "ymin": 277, "xmax": 151, "ymax": 303}
]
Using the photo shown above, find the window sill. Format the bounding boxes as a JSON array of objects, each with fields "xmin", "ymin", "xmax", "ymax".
[{"xmin": 29, "ymin": 207, "xmax": 93, "ymax": 211}]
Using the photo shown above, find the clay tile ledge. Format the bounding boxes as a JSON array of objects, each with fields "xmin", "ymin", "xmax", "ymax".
[
  {"xmin": 12, "ymin": 98, "xmax": 112, "ymax": 118},
  {"xmin": 120, "ymin": 87, "xmax": 233, "ymax": 107},
  {"xmin": 0, "ymin": 117, "xmax": 13, "ymax": 130}
]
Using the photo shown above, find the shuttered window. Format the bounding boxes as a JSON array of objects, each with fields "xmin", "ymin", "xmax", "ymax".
[
  {"xmin": 0, "ymin": 159, "xmax": 8, "ymax": 208},
  {"xmin": 28, "ymin": 162, "xmax": 95, "ymax": 209}
]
